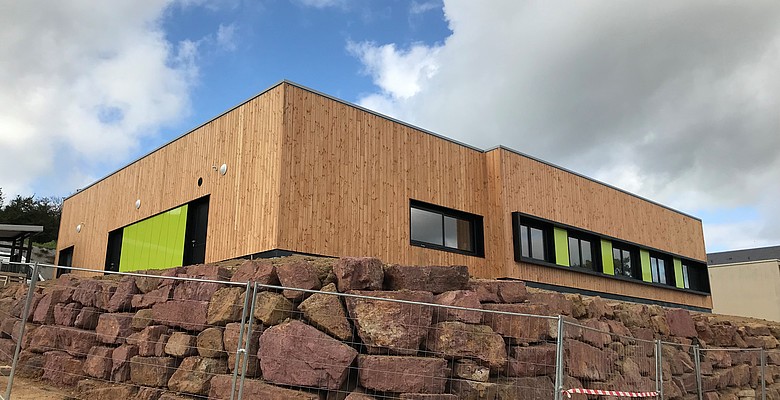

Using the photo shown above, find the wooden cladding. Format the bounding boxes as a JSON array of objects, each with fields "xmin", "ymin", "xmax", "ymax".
[{"xmin": 57, "ymin": 81, "xmax": 709, "ymax": 308}]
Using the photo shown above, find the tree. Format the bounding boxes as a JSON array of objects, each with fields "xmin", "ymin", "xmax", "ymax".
[{"xmin": 0, "ymin": 189, "xmax": 62, "ymax": 243}]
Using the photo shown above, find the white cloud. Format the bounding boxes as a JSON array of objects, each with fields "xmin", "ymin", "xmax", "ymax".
[
  {"xmin": 0, "ymin": 1, "xmax": 199, "ymax": 198},
  {"xmin": 295, "ymin": 0, "xmax": 347, "ymax": 9},
  {"xmin": 347, "ymin": 41, "xmax": 441, "ymax": 100},
  {"xmin": 410, "ymin": 1, "xmax": 440, "ymax": 15},
  {"xmin": 350, "ymin": 0, "xmax": 780, "ymax": 252},
  {"xmin": 216, "ymin": 23, "xmax": 238, "ymax": 52}
]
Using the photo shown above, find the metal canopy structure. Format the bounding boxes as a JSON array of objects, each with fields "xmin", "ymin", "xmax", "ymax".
[{"xmin": 0, "ymin": 224, "xmax": 43, "ymax": 264}]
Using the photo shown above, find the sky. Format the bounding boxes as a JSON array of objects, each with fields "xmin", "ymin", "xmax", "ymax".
[{"xmin": 1, "ymin": 0, "xmax": 779, "ymax": 253}]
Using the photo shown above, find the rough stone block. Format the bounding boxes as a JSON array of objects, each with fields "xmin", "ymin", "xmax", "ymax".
[
  {"xmin": 425, "ymin": 321, "xmax": 507, "ymax": 369},
  {"xmin": 298, "ymin": 283, "xmax": 352, "ymax": 341},
  {"xmin": 127, "ymin": 325, "xmax": 169, "ymax": 356},
  {"xmin": 197, "ymin": 327, "xmax": 225, "ymax": 358},
  {"xmin": 84, "ymin": 346, "xmax": 114, "ymax": 379},
  {"xmin": 253, "ymin": 292, "xmax": 293, "ymax": 326},
  {"xmin": 580, "ymin": 319, "xmax": 612, "ymax": 348},
  {"xmin": 53, "ymin": 302, "xmax": 81, "ymax": 326},
  {"xmin": 168, "ymin": 356, "xmax": 228, "ymax": 396},
  {"xmin": 165, "ymin": 331, "xmax": 197, "ymax": 357},
  {"xmin": 507, "ymin": 344, "xmax": 556, "ymax": 377},
  {"xmin": 31, "ymin": 292, "xmax": 56, "ymax": 324},
  {"xmin": 207, "ymin": 287, "xmax": 245, "ymax": 325},
  {"xmin": 42, "ymin": 350, "xmax": 84, "ymax": 386},
  {"xmin": 333, "ymin": 257, "xmax": 384, "ymax": 291},
  {"xmin": 384, "ymin": 265, "xmax": 469, "ymax": 294},
  {"xmin": 565, "ymin": 340, "xmax": 617, "ymax": 381},
  {"xmin": 112, "ymin": 344, "xmax": 139, "ymax": 382},
  {"xmin": 132, "ymin": 308, "xmax": 156, "ymax": 330},
  {"xmin": 223, "ymin": 322, "xmax": 261, "ymax": 376},
  {"xmin": 74, "ymin": 306, "xmax": 101, "ymax": 330},
  {"xmin": 173, "ymin": 280, "xmax": 223, "ymax": 302},
  {"xmin": 258, "ymin": 320, "xmax": 358, "ymax": 390},
  {"xmin": 666, "ymin": 309, "xmax": 697, "ymax": 338},
  {"xmin": 482, "ymin": 303, "xmax": 552, "ymax": 343},
  {"xmin": 15, "ymin": 350, "xmax": 45, "ymax": 379},
  {"xmin": 345, "ymin": 290, "xmax": 434, "ymax": 355},
  {"xmin": 106, "ymin": 276, "xmax": 139, "ymax": 312},
  {"xmin": 77, "ymin": 380, "xmax": 138, "ymax": 400},
  {"xmin": 152, "ymin": 300, "xmax": 209, "ymax": 331},
  {"xmin": 96, "ymin": 312, "xmax": 135, "ymax": 344},
  {"xmin": 358, "ymin": 355, "xmax": 449, "ymax": 393},
  {"xmin": 230, "ymin": 259, "xmax": 279, "ymax": 285},
  {"xmin": 27, "ymin": 324, "xmax": 59, "ymax": 353},
  {"xmin": 450, "ymin": 379, "xmax": 498, "ymax": 399},
  {"xmin": 59, "ymin": 327, "xmax": 99, "ymax": 357},
  {"xmin": 131, "ymin": 285, "xmax": 173, "ymax": 309},
  {"xmin": 276, "ymin": 259, "xmax": 322, "ymax": 300},
  {"xmin": 209, "ymin": 374, "xmax": 320, "ymax": 400},
  {"xmin": 130, "ymin": 356, "xmax": 177, "ymax": 387},
  {"xmin": 432, "ymin": 290, "xmax": 482, "ymax": 324},
  {"xmin": 399, "ymin": 395, "xmax": 458, "ymax": 400}
]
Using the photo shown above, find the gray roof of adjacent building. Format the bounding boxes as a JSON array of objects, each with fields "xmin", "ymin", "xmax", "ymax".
[{"xmin": 707, "ymin": 245, "xmax": 780, "ymax": 266}]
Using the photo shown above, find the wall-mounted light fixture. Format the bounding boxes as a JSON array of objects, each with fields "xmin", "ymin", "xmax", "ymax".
[
  {"xmin": 135, "ymin": 199, "xmax": 141, "ymax": 209},
  {"xmin": 76, "ymin": 223, "xmax": 83, "ymax": 233},
  {"xmin": 219, "ymin": 163, "xmax": 228, "ymax": 176}
]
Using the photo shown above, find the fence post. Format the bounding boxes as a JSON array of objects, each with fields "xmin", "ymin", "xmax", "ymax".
[
  {"xmin": 237, "ymin": 282, "xmax": 259, "ymax": 400},
  {"xmin": 693, "ymin": 345, "xmax": 702, "ymax": 400},
  {"xmin": 760, "ymin": 349, "xmax": 766, "ymax": 400},
  {"xmin": 554, "ymin": 315, "xmax": 564, "ymax": 400},
  {"xmin": 230, "ymin": 281, "xmax": 253, "ymax": 400},
  {"xmin": 4, "ymin": 262, "xmax": 40, "ymax": 400},
  {"xmin": 655, "ymin": 340, "xmax": 663, "ymax": 399}
]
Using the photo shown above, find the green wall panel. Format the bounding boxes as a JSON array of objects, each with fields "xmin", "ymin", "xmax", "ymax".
[
  {"xmin": 601, "ymin": 239, "xmax": 614, "ymax": 275},
  {"xmin": 673, "ymin": 258, "xmax": 684, "ymax": 288},
  {"xmin": 640, "ymin": 249, "xmax": 652, "ymax": 282},
  {"xmin": 119, "ymin": 205, "xmax": 188, "ymax": 272},
  {"xmin": 554, "ymin": 227, "xmax": 569, "ymax": 266}
]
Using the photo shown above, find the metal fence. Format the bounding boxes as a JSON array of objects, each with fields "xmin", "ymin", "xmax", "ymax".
[{"xmin": 0, "ymin": 261, "xmax": 777, "ymax": 400}]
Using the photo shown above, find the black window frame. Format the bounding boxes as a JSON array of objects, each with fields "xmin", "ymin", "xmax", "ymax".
[
  {"xmin": 612, "ymin": 242, "xmax": 639, "ymax": 279},
  {"xmin": 567, "ymin": 230, "xmax": 600, "ymax": 272},
  {"xmin": 512, "ymin": 213, "xmax": 554, "ymax": 263},
  {"xmin": 409, "ymin": 200, "xmax": 485, "ymax": 257},
  {"xmin": 682, "ymin": 261, "xmax": 710, "ymax": 292}
]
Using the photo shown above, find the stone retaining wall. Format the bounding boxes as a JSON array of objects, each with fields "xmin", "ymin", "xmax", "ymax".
[{"xmin": 0, "ymin": 255, "xmax": 777, "ymax": 400}]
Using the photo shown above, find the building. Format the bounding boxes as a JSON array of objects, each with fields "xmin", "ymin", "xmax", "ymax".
[
  {"xmin": 56, "ymin": 81, "xmax": 712, "ymax": 310},
  {"xmin": 708, "ymin": 246, "xmax": 780, "ymax": 321}
]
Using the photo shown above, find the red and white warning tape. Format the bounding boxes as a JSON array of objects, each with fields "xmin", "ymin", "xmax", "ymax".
[{"xmin": 563, "ymin": 388, "xmax": 658, "ymax": 398}]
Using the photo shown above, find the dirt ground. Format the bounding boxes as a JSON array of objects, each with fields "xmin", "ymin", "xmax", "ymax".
[{"xmin": 0, "ymin": 375, "xmax": 76, "ymax": 400}]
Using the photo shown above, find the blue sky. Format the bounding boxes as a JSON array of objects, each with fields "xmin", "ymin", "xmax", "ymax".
[{"xmin": 1, "ymin": 1, "xmax": 780, "ymax": 253}]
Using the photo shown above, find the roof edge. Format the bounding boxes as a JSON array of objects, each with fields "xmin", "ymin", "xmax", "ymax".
[{"xmin": 63, "ymin": 80, "xmax": 702, "ymax": 223}]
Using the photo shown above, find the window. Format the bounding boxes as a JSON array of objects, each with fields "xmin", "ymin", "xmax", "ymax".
[
  {"xmin": 512, "ymin": 214, "xmax": 552, "ymax": 262},
  {"xmin": 568, "ymin": 233, "xmax": 597, "ymax": 271},
  {"xmin": 612, "ymin": 245, "xmax": 635, "ymax": 278},
  {"xmin": 650, "ymin": 253, "xmax": 674, "ymax": 286},
  {"xmin": 410, "ymin": 200, "xmax": 484, "ymax": 256},
  {"xmin": 681, "ymin": 264, "xmax": 690, "ymax": 289}
]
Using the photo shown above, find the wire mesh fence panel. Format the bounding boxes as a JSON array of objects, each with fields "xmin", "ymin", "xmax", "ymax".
[
  {"xmin": 698, "ymin": 348, "xmax": 765, "ymax": 400},
  {"xmin": 0, "ymin": 263, "xmax": 252, "ymax": 400},
  {"xmin": 659, "ymin": 341, "xmax": 700, "ymax": 399},
  {"xmin": 561, "ymin": 319, "xmax": 658, "ymax": 399}
]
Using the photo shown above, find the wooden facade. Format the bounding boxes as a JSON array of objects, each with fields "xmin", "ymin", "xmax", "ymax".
[{"xmin": 57, "ymin": 81, "xmax": 711, "ymax": 309}]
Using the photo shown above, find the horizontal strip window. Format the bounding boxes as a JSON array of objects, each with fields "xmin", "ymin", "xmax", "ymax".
[
  {"xmin": 410, "ymin": 200, "xmax": 484, "ymax": 257},
  {"xmin": 511, "ymin": 211, "xmax": 710, "ymax": 294}
]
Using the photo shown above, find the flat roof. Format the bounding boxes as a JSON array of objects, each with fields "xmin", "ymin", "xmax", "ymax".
[
  {"xmin": 0, "ymin": 224, "xmax": 44, "ymax": 240},
  {"xmin": 64, "ymin": 80, "xmax": 700, "ymax": 221}
]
